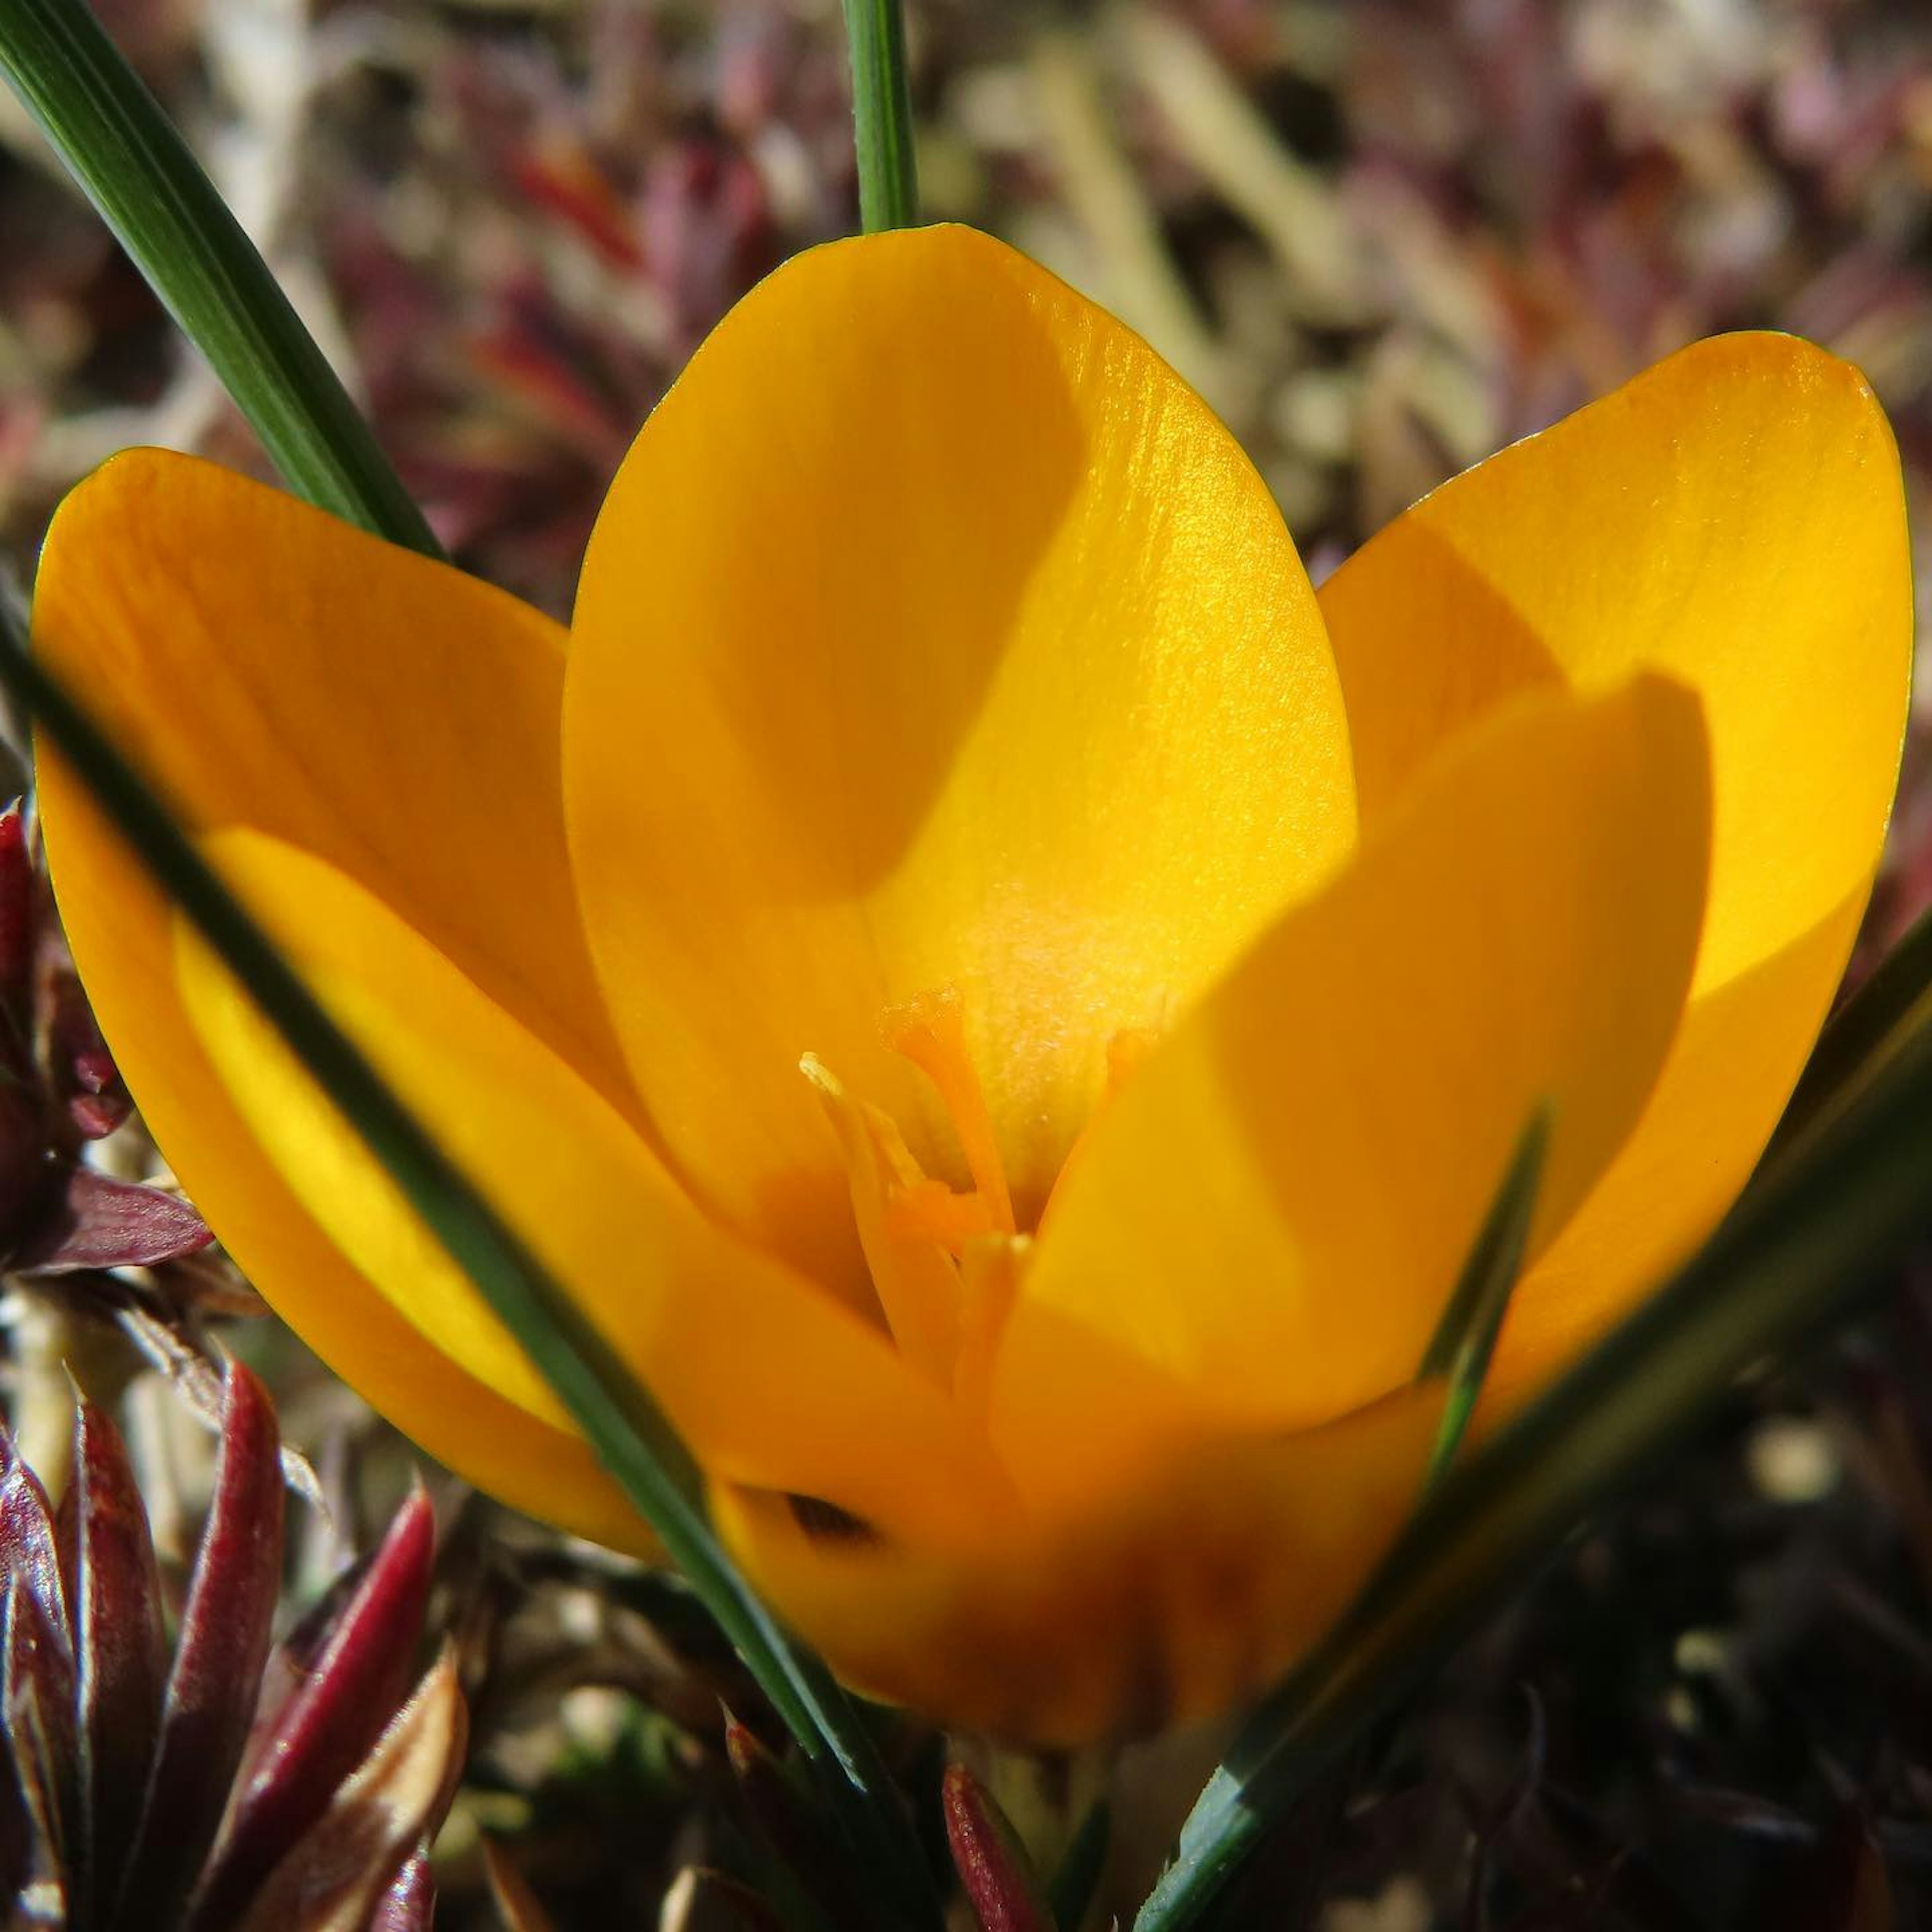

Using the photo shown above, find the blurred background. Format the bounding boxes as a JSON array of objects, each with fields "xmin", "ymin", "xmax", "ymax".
[{"xmin": 5, "ymin": 2, "xmax": 1932, "ymax": 1926}]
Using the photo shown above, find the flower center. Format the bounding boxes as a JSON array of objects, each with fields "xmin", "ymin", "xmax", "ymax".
[
  {"xmin": 802, "ymin": 986, "xmax": 1155, "ymax": 1412},
  {"xmin": 800, "ymin": 985, "xmax": 1032, "ymax": 1412}
]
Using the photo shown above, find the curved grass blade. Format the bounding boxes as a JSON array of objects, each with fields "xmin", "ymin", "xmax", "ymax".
[
  {"xmin": 1775, "ymin": 899, "xmax": 1932, "ymax": 1155},
  {"xmin": 0, "ymin": 0, "xmax": 442, "ymax": 558},
  {"xmin": 1136, "ymin": 970, "xmax": 1932, "ymax": 1932},
  {"xmin": 840, "ymin": 0, "xmax": 919, "ymax": 232},
  {"xmin": 0, "ymin": 612, "xmax": 940, "ymax": 1929},
  {"xmin": 1417, "ymin": 1105, "xmax": 1550, "ymax": 1486}
]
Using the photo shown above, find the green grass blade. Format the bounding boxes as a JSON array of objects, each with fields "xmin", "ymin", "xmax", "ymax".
[
  {"xmin": 840, "ymin": 0, "xmax": 919, "ymax": 232},
  {"xmin": 0, "ymin": 0, "xmax": 442, "ymax": 557},
  {"xmin": 1047, "ymin": 1801, "xmax": 1111, "ymax": 1932},
  {"xmin": 1418, "ymin": 1106, "xmax": 1550, "ymax": 1485},
  {"xmin": 1, "ymin": 609, "xmax": 938, "ymax": 1927},
  {"xmin": 1136, "ymin": 981, "xmax": 1932, "ymax": 1932},
  {"xmin": 1774, "ymin": 899, "xmax": 1932, "ymax": 1155}
]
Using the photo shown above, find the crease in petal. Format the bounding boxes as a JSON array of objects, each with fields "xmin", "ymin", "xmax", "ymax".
[
  {"xmin": 992, "ymin": 675, "xmax": 1714, "ymax": 1505},
  {"xmin": 565, "ymin": 223, "xmax": 1355, "ymax": 1281},
  {"xmin": 174, "ymin": 832, "xmax": 1011, "ymax": 1542}
]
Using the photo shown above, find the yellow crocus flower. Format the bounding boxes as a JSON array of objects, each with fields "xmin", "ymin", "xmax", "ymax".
[{"xmin": 31, "ymin": 226, "xmax": 1910, "ymax": 1744}]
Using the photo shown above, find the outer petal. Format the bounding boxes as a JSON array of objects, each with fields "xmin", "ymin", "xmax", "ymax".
[
  {"xmin": 36, "ymin": 449, "xmax": 622, "ymax": 1082},
  {"xmin": 565, "ymin": 224, "xmax": 1355, "ymax": 1280},
  {"xmin": 717, "ymin": 1383, "xmax": 1443, "ymax": 1747},
  {"xmin": 993, "ymin": 675, "xmax": 1712, "ymax": 1496},
  {"xmin": 176, "ymin": 834, "xmax": 1009, "ymax": 1541},
  {"xmin": 34, "ymin": 454, "xmax": 639, "ymax": 1544},
  {"xmin": 1318, "ymin": 335, "xmax": 1912, "ymax": 1404}
]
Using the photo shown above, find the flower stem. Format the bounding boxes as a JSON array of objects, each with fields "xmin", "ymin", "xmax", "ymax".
[
  {"xmin": 840, "ymin": 0, "xmax": 919, "ymax": 232},
  {"xmin": 0, "ymin": 0, "xmax": 442, "ymax": 558}
]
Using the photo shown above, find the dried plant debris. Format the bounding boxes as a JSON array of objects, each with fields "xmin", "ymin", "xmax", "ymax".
[{"xmin": 5, "ymin": 2, "xmax": 1932, "ymax": 1928}]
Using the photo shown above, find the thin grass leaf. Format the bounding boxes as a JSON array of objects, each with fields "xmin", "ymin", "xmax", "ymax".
[
  {"xmin": 0, "ymin": 0, "xmax": 441, "ymax": 557},
  {"xmin": 1045, "ymin": 1801, "xmax": 1110, "ymax": 1932},
  {"xmin": 1418, "ymin": 1107, "xmax": 1550, "ymax": 1485},
  {"xmin": 1776, "ymin": 898, "xmax": 1932, "ymax": 1155},
  {"xmin": 0, "ymin": 610, "xmax": 939, "ymax": 1929},
  {"xmin": 1134, "ymin": 956, "xmax": 1932, "ymax": 1932},
  {"xmin": 840, "ymin": 0, "xmax": 919, "ymax": 232}
]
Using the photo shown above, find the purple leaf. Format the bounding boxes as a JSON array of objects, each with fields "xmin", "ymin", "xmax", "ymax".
[
  {"xmin": 48, "ymin": 980, "xmax": 130, "ymax": 1142},
  {"xmin": 3, "ymin": 1576, "xmax": 76, "ymax": 1912},
  {"xmin": 4, "ymin": 1641, "xmax": 70, "ymax": 1923},
  {"xmin": 14, "ymin": 1167, "xmax": 214, "ymax": 1275},
  {"xmin": 229, "ymin": 1648, "xmax": 466, "ymax": 1932},
  {"xmin": 0, "ymin": 1086, "xmax": 54, "ymax": 1250},
  {"xmin": 63, "ymin": 1394, "xmax": 168, "ymax": 1917},
  {"xmin": 0, "ymin": 802, "xmax": 34, "ymax": 1006},
  {"xmin": 942, "ymin": 1764, "xmax": 1053, "ymax": 1932},
  {"xmin": 110, "ymin": 1361, "xmax": 285, "ymax": 1932},
  {"xmin": 0, "ymin": 1435, "xmax": 71, "ymax": 1657},
  {"xmin": 192, "ymin": 1485, "xmax": 436, "ymax": 1931},
  {"xmin": 367, "ymin": 1848, "xmax": 436, "ymax": 1932}
]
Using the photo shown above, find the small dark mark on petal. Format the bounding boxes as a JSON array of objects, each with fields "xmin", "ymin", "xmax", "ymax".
[{"xmin": 786, "ymin": 1494, "xmax": 880, "ymax": 1545}]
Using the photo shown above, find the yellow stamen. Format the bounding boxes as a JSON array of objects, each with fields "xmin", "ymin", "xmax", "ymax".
[
  {"xmin": 886, "ymin": 1177, "xmax": 1002, "ymax": 1251},
  {"xmin": 880, "ymin": 986, "xmax": 1015, "ymax": 1235},
  {"xmin": 804, "ymin": 992, "xmax": 1039, "ymax": 1404},
  {"xmin": 800, "ymin": 1054, "xmax": 960, "ymax": 1387},
  {"xmin": 953, "ymin": 1233, "xmax": 1028, "ymax": 1421}
]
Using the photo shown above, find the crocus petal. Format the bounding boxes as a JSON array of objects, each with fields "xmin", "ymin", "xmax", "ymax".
[
  {"xmin": 34, "ymin": 803, "xmax": 642, "ymax": 1548},
  {"xmin": 565, "ymin": 223, "xmax": 1354, "ymax": 1282},
  {"xmin": 993, "ymin": 675, "xmax": 1712, "ymax": 1498},
  {"xmin": 34, "ymin": 448, "xmax": 623, "ymax": 1084},
  {"xmin": 1318, "ymin": 335, "xmax": 1912, "ymax": 1404},
  {"xmin": 33, "ymin": 455, "xmax": 648, "ymax": 1545},
  {"xmin": 174, "ymin": 833, "xmax": 1008, "ymax": 1540},
  {"xmin": 715, "ymin": 1382, "xmax": 1443, "ymax": 1745}
]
